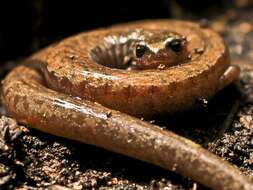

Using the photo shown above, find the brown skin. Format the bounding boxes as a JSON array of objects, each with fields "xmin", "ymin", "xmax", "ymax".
[{"xmin": 1, "ymin": 20, "xmax": 249, "ymax": 190}]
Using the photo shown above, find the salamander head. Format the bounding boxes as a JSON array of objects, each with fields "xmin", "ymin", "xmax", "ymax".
[
  {"xmin": 91, "ymin": 29, "xmax": 189, "ymax": 70},
  {"xmin": 131, "ymin": 30, "xmax": 188, "ymax": 70}
]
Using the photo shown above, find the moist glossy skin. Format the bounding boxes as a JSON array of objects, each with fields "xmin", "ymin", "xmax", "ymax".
[
  {"xmin": 30, "ymin": 20, "xmax": 239, "ymax": 118},
  {"xmin": 1, "ymin": 20, "xmax": 251, "ymax": 190}
]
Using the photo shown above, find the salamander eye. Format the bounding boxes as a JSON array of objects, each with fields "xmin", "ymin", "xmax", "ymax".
[
  {"xmin": 165, "ymin": 39, "xmax": 182, "ymax": 52},
  {"xmin": 135, "ymin": 44, "xmax": 147, "ymax": 58}
]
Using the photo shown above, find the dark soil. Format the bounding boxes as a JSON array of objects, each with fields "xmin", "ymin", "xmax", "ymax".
[{"xmin": 1, "ymin": 1, "xmax": 253, "ymax": 190}]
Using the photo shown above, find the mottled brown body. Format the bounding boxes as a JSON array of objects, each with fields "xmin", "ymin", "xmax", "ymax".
[{"xmin": 1, "ymin": 20, "xmax": 250, "ymax": 190}]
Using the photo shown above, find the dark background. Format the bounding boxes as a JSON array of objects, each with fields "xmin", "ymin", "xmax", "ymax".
[{"xmin": 0, "ymin": 0, "xmax": 244, "ymax": 63}]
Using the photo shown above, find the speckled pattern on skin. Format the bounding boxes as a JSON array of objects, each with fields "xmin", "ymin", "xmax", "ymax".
[{"xmin": 1, "ymin": 20, "xmax": 250, "ymax": 190}]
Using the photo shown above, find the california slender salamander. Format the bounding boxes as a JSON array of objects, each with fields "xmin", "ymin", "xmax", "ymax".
[{"xmin": 1, "ymin": 20, "xmax": 251, "ymax": 190}]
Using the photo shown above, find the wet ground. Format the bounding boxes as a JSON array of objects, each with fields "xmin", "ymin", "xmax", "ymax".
[{"xmin": 1, "ymin": 1, "xmax": 253, "ymax": 190}]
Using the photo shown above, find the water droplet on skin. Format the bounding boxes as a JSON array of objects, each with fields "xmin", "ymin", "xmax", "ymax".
[
  {"xmin": 195, "ymin": 47, "xmax": 205, "ymax": 54},
  {"xmin": 157, "ymin": 64, "xmax": 166, "ymax": 70},
  {"xmin": 69, "ymin": 55, "xmax": 75, "ymax": 59}
]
